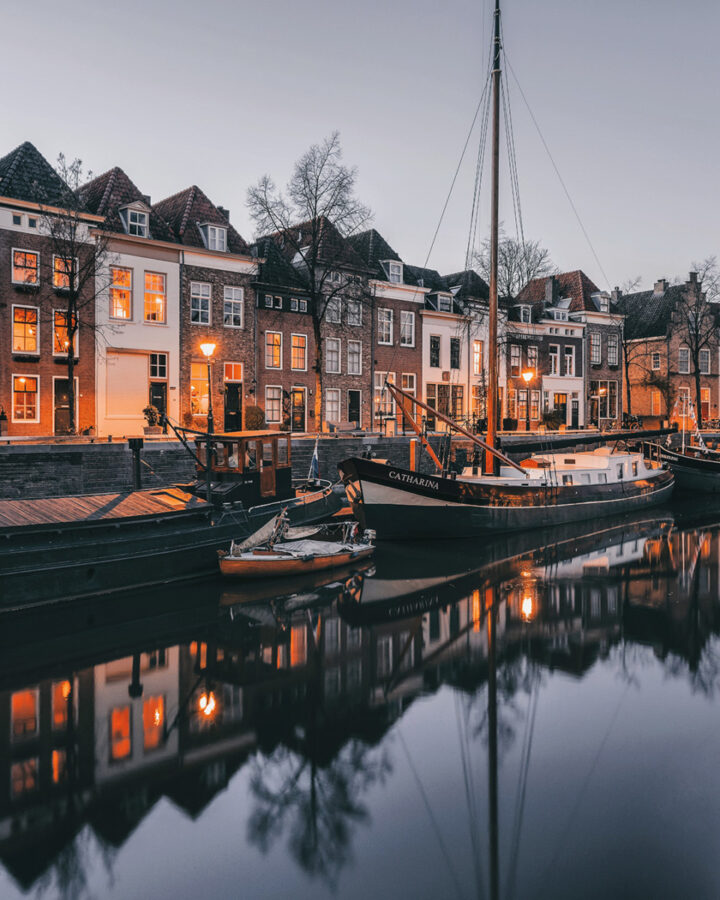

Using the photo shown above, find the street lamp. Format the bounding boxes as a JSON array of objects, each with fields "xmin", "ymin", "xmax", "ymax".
[
  {"xmin": 200, "ymin": 342, "xmax": 216, "ymax": 501},
  {"xmin": 521, "ymin": 369, "xmax": 533, "ymax": 432}
]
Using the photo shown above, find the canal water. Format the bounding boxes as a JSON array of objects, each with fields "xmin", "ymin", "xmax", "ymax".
[{"xmin": 1, "ymin": 503, "xmax": 720, "ymax": 899}]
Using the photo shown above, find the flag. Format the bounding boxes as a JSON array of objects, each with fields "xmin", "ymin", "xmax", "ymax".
[{"xmin": 308, "ymin": 436, "xmax": 320, "ymax": 481}]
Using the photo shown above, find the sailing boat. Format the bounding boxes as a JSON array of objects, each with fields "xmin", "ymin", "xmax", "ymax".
[{"xmin": 338, "ymin": 0, "xmax": 674, "ymax": 540}]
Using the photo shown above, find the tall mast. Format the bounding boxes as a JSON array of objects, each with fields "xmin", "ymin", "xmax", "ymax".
[{"xmin": 484, "ymin": 0, "xmax": 502, "ymax": 474}]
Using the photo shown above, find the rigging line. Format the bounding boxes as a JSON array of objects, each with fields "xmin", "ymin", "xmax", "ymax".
[
  {"xmin": 397, "ymin": 726, "xmax": 467, "ymax": 900},
  {"xmin": 455, "ymin": 692, "xmax": 486, "ymax": 900},
  {"xmin": 500, "ymin": 81, "xmax": 521, "ymax": 245},
  {"xmin": 500, "ymin": 31, "xmax": 525, "ymax": 250},
  {"xmin": 464, "ymin": 43, "xmax": 494, "ymax": 272},
  {"xmin": 503, "ymin": 52, "xmax": 612, "ymax": 290}
]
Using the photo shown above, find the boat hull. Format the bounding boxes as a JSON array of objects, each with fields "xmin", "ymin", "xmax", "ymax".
[
  {"xmin": 656, "ymin": 446, "xmax": 720, "ymax": 493},
  {"xmin": 338, "ymin": 457, "xmax": 675, "ymax": 540},
  {"xmin": 219, "ymin": 545, "xmax": 374, "ymax": 579}
]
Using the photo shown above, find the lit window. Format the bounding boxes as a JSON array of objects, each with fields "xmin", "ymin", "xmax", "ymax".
[
  {"xmin": 527, "ymin": 345, "xmax": 538, "ymax": 372},
  {"xmin": 531, "ymin": 390, "xmax": 540, "ymax": 420},
  {"xmin": 291, "ymin": 334, "xmax": 307, "ymax": 370},
  {"xmin": 110, "ymin": 267, "xmax": 132, "ymax": 319},
  {"xmin": 374, "ymin": 372, "xmax": 396, "ymax": 416},
  {"xmin": 325, "ymin": 388, "xmax": 341, "ymax": 424},
  {"xmin": 326, "ymin": 297, "xmax": 342, "ymax": 323},
  {"xmin": 348, "ymin": 340, "xmax": 362, "ymax": 375},
  {"xmin": 53, "ymin": 311, "xmax": 77, "ymax": 355},
  {"xmin": 11, "ymin": 689, "xmax": 38, "ymax": 738},
  {"xmin": 12, "ymin": 306, "xmax": 38, "ymax": 353},
  {"xmin": 53, "ymin": 256, "xmax": 77, "ymax": 290},
  {"xmin": 678, "ymin": 347, "xmax": 690, "ymax": 374},
  {"xmin": 400, "ymin": 310, "xmax": 415, "ymax": 346},
  {"xmin": 150, "ymin": 353, "xmax": 167, "ymax": 379},
  {"xmin": 127, "ymin": 209, "xmax": 148, "ymax": 237},
  {"xmin": 52, "ymin": 749, "xmax": 68, "ymax": 784},
  {"xmin": 401, "ymin": 373, "xmax": 416, "ymax": 395},
  {"xmin": 110, "ymin": 706, "xmax": 131, "ymax": 760},
  {"xmin": 190, "ymin": 282, "xmax": 211, "ymax": 324},
  {"xmin": 144, "ymin": 272, "xmax": 166, "ymax": 323},
  {"xmin": 223, "ymin": 286, "xmax": 244, "ymax": 327},
  {"xmin": 326, "ymin": 338, "xmax": 341, "ymax": 373},
  {"xmin": 224, "ymin": 362, "xmax": 243, "ymax": 384},
  {"xmin": 346, "ymin": 299, "xmax": 362, "ymax": 325},
  {"xmin": 11, "ymin": 759, "xmax": 38, "ymax": 798},
  {"xmin": 52, "ymin": 680, "xmax": 73, "ymax": 729},
  {"xmin": 590, "ymin": 332, "xmax": 601, "ymax": 365},
  {"xmin": 429, "ymin": 335, "xmax": 440, "ymax": 367},
  {"xmin": 265, "ymin": 332, "xmax": 282, "ymax": 368},
  {"xmin": 450, "ymin": 337, "xmax": 460, "ymax": 370},
  {"xmin": 12, "ymin": 249, "xmax": 39, "ymax": 285},
  {"xmin": 12, "ymin": 376, "xmax": 38, "ymax": 422},
  {"xmin": 378, "ymin": 309, "xmax": 393, "ymax": 345},
  {"xmin": 473, "ymin": 340, "xmax": 483, "ymax": 375},
  {"xmin": 510, "ymin": 344, "xmax": 521, "ymax": 377},
  {"xmin": 265, "ymin": 385, "xmax": 282, "ymax": 423},
  {"xmin": 388, "ymin": 261, "xmax": 403, "ymax": 284},
  {"xmin": 206, "ymin": 225, "xmax": 227, "ymax": 252},
  {"xmin": 143, "ymin": 696, "xmax": 164, "ymax": 751},
  {"xmin": 190, "ymin": 361, "xmax": 209, "ymax": 415}
]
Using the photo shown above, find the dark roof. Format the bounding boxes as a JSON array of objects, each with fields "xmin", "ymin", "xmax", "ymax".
[
  {"xmin": 444, "ymin": 269, "xmax": 489, "ymax": 301},
  {"xmin": 517, "ymin": 270, "xmax": 602, "ymax": 313},
  {"xmin": 0, "ymin": 141, "xmax": 75, "ymax": 206},
  {"xmin": 263, "ymin": 216, "xmax": 371, "ymax": 274},
  {"xmin": 403, "ymin": 263, "xmax": 446, "ymax": 292},
  {"xmin": 346, "ymin": 228, "xmax": 402, "ymax": 279},
  {"xmin": 251, "ymin": 237, "xmax": 308, "ymax": 292},
  {"xmin": 80, "ymin": 167, "xmax": 175, "ymax": 241},
  {"xmin": 153, "ymin": 185, "xmax": 248, "ymax": 253},
  {"xmin": 616, "ymin": 284, "xmax": 686, "ymax": 340}
]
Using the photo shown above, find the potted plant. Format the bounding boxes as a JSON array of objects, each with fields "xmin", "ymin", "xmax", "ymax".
[{"xmin": 143, "ymin": 404, "xmax": 162, "ymax": 435}]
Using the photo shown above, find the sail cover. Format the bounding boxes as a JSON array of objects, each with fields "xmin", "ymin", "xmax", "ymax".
[{"xmin": 232, "ymin": 515, "xmax": 281, "ymax": 553}]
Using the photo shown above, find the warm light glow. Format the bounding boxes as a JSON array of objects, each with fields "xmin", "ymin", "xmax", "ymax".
[
  {"xmin": 199, "ymin": 691, "xmax": 216, "ymax": 717},
  {"xmin": 521, "ymin": 594, "xmax": 534, "ymax": 621},
  {"xmin": 61, "ymin": 680, "xmax": 71, "ymax": 699},
  {"xmin": 521, "ymin": 369, "xmax": 533, "ymax": 384},
  {"xmin": 200, "ymin": 342, "xmax": 216, "ymax": 359}
]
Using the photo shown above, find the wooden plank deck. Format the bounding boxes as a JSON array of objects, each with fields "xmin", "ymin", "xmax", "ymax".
[{"xmin": 0, "ymin": 488, "xmax": 208, "ymax": 531}]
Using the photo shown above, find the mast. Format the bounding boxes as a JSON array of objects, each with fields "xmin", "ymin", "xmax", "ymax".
[{"xmin": 484, "ymin": 0, "xmax": 502, "ymax": 474}]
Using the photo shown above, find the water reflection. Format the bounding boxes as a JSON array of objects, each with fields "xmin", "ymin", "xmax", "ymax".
[{"xmin": 3, "ymin": 507, "xmax": 720, "ymax": 897}]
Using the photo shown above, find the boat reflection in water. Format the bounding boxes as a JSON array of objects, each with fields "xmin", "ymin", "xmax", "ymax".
[{"xmin": 4, "ymin": 509, "xmax": 720, "ymax": 898}]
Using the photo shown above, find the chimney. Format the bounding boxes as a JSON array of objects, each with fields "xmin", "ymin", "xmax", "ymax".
[
  {"xmin": 142, "ymin": 194, "xmax": 151, "ymax": 206},
  {"xmin": 217, "ymin": 205, "xmax": 230, "ymax": 222},
  {"xmin": 654, "ymin": 278, "xmax": 668, "ymax": 294},
  {"xmin": 689, "ymin": 271, "xmax": 698, "ymax": 284},
  {"xmin": 611, "ymin": 286, "xmax": 623, "ymax": 301},
  {"xmin": 544, "ymin": 275, "xmax": 557, "ymax": 305}
]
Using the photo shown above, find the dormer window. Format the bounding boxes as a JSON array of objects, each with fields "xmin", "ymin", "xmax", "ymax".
[
  {"xmin": 553, "ymin": 309, "xmax": 568, "ymax": 321},
  {"xmin": 386, "ymin": 261, "xmax": 403, "ymax": 284},
  {"xmin": 200, "ymin": 224, "xmax": 227, "ymax": 252},
  {"xmin": 599, "ymin": 297, "xmax": 609, "ymax": 312},
  {"xmin": 518, "ymin": 305, "xmax": 531, "ymax": 323},
  {"xmin": 128, "ymin": 210, "xmax": 148, "ymax": 237},
  {"xmin": 437, "ymin": 294, "xmax": 453, "ymax": 312}
]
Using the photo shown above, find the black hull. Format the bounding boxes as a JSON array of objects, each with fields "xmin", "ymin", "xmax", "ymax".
[
  {"xmin": 338, "ymin": 457, "xmax": 675, "ymax": 540},
  {"xmin": 657, "ymin": 446, "xmax": 720, "ymax": 493}
]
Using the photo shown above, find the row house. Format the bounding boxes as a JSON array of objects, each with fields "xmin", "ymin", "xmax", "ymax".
[
  {"xmin": 618, "ymin": 273, "xmax": 720, "ymax": 425},
  {"xmin": 0, "ymin": 142, "xmax": 98, "ymax": 436}
]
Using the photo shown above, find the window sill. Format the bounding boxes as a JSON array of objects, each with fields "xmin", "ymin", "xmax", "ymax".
[
  {"xmin": 12, "ymin": 352, "xmax": 40, "ymax": 360},
  {"xmin": 143, "ymin": 321, "xmax": 168, "ymax": 326},
  {"xmin": 11, "ymin": 282, "xmax": 40, "ymax": 292},
  {"xmin": 53, "ymin": 356, "xmax": 79, "ymax": 363},
  {"xmin": 378, "ymin": 341, "xmax": 393, "ymax": 346}
]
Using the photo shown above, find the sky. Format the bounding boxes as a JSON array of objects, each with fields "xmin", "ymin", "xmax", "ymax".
[{"xmin": 2, "ymin": 0, "xmax": 718, "ymax": 291}]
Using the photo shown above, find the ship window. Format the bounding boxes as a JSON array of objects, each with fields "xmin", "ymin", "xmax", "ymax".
[
  {"xmin": 632, "ymin": 461, "xmax": 638, "ymax": 476},
  {"xmin": 562, "ymin": 474, "xmax": 573, "ymax": 485},
  {"xmin": 581, "ymin": 474, "xmax": 591, "ymax": 484},
  {"xmin": 599, "ymin": 473, "xmax": 607, "ymax": 483},
  {"xmin": 617, "ymin": 464, "xmax": 624, "ymax": 479}
]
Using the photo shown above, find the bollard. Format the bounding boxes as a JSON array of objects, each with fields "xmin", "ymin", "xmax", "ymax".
[{"xmin": 128, "ymin": 437, "xmax": 144, "ymax": 490}]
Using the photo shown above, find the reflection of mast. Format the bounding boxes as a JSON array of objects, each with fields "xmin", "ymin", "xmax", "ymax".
[{"xmin": 487, "ymin": 586, "xmax": 499, "ymax": 900}]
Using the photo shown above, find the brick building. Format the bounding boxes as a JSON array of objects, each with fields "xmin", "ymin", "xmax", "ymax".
[
  {"xmin": 153, "ymin": 186, "xmax": 258, "ymax": 432},
  {"xmin": 0, "ymin": 142, "xmax": 99, "ymax": 436}
]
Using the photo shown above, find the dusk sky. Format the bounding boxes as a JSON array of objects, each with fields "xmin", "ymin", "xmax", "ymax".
[{"xmin": 3, "ymin": 0, "xmax": 717, "ymax": 290}]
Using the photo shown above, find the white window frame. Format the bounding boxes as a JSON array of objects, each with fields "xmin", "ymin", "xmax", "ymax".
[
  {"xmin": 563, "ymin": 345, "xmax": 575, "ymax": 376},
  {"xmin": 265, "ymin": 385, "xmax": 283, "ymax": 424},
  {"xmin": 346, "ymin": 299, "xmax": 362, "ymax": 326},
  {"xmin": 549, "ymin": 344, "xmax": 560, "ymax": 376},
  {"xmin": 347, "ymin": 339, "xmax": 362, "ymax": 376},
  {"xmin": 290, "ymin": 333, "xmax": 308, "ymax": 372},
  {"xmin": 52, "ymin": 309, "xmax": 78, "ymax": 357},
  {"xmin": 52, "ymin": 255, "xmax": 78, "ymax": 291},
  {"xmin": 401, "ymin": 373, "xmax": 416, "ymax": 395},
  {"xmin": 699, "ymin": 348, "xmax": 711, "ymax": 375},
  {"xmin": 223, "ymin": 361, "xmax": 243, "ymax": 383},
  {"xmin": 144, "ymin": 272, "xmax": 167, "ymax": 324},
  {"xmin": 519, "ymin": 306, "xmax": 531, "ymax": 323},
  {"xmin": 590, "ymin": 332, "xmax": 601, "ymax": 365},
  {"xmin": 325, "ymin": 388, "xmax": 341, "ymax": 425},
  {"xmin": 299, "ymin": 299, "xmax": 308, "ymax": 312},
  {"xmin": 326, "ymin": 337, "xmax": 341, "ymax": 374},
  {"xmin": 400, "ymin": 310, "xmax": 415, "ymax": 347},
  {"xmin": 206, "ymin": 225, "xmax": 227, "ymax": 252},
  {"xmin": 437, "ymin": 295, "xmax": 452, "ymax": 313},
  {"xmin": 290, "ymin": 297, "xmax": 299, "ymax": 312},
  {"xmin": 527, "ymin": 344, "xmax": 538, "ymax": 372},
  {"xmin": 378, "ymin": 308, "xmax": 393, "ymax": 345},
  {"xmin": 607, "ymin": 333, "xmax": 619, "ymax": 366},
  {"xmin": 265, "ymin": 331, "xmax": 282, "ymax": 369},
  {"xmin": 651, "ymin": 351, "xmax": 661, "ymax": 371},
  {"xmin": 387, "ymin": 261, "xmax": 403, "ymax": 284},
  {"xmin": 678, "ymin": 346, "xmax": 690, "ymax": 374},
  {"xmin": 223, "ymin": 286, "xmax": 244, "ymax": 328},
  {"xmin": 11, "ymin": 304, "xmax": 40, "ymax": 355},
  {"xmin": 510, "ymin": 344, "xmax": 521, "ymax": 377},
  {"xmin": 264, "ymin": 294, "xmax": 273, "ymax": 308},
  {"xmin": 11, "ymin": 373, "xmax": 40, "ymax": 423},
  {"xmin": 326, "ymin": 296, "xmax": 342, "ymax": 324},
  {"xmin": 190, "ymin": 281, "xmax": 212, "ymax": 325},
  {"xmin": 11, "ymin": 248, "xmax": 40, "ymax": 286},
  {"xmin": 150, "ymin": 352, "xmax": 168, "ymax": 380},
  {"xmin": 110, "ymin": 267, "xmax": 132, "ymax": 320},
  {"xmin": 274, "ymin": 295, "xmax": 282, "ymax": 309},
  {"xmin": 127, "ymin": 208, "xmax": 149, "ymax": 237},
  {"xmin": 374, "ymin": 372, "xmax": 396, "ymax": 417},
  {"xmin": 473, "ymin": 340, "xmax": 483, "ymax": 375}
]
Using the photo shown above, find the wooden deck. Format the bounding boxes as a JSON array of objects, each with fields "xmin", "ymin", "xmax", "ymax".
[{"xmin": 0, "ymin": 488, "xmax": 209, "ymax": 532}]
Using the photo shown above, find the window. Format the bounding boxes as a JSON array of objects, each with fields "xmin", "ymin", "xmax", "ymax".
[
  {"xmin": 591, "ymin": 380, "xmax": 619, "ymax": 419},
  {"xmin": 264, "ymin": 294, "xmax": 273, "ymax": 308},
  {"xmin": 265, "ymin": 386, "xmax": 282, "ymax": 423},
  {"xmin": 11, "ymin": 689, "xmax": 38, "ymax": 738},
  {"xmin": 224, "ymin": 362, "xmax": 243, "ymax": 382},
  {"xmin": 678, "ymin": 346, "xmax": 690, "ymax": 374},
  {"xmin": 450, "ymin": 337, "xmax": 460, "ymax": 370},
  {"xmin": 52, "ymin": 681, "xmax": 73, "ymax": 729},
  {"xmin": 12, "ymin": 306, "xmax": 38, "ymax": 353},
  {"xmin": 12, "ymin": 375, "xmax": 38, "ymax": 422},
  {"xmin": 518, "ymin": 389, "xmax": 528, "ymax": 422},
  {"xmin": 400, "ymin": 310, "xmax": 415, "ymax": 346},
  {"xmin": 378, "ymin": 309, "xmax": 393, "ymax": 344},
  {"xmin": 265, "ymin": 332, "xmax": 282, "ymax": 368},
  {"xmin": 150, "ymin": 353, "xmax": 167, "ymax": 379},
  {"xmin": 531, "ymin": 390, "xmax": 540, "ymax": 420},
  {"xmin": 143, "ymin": 696, "xmax": 164, "ymax": 751},
  {"xmin": 437, "ymin": 295, "xmax": 452, "ymax": 312},
  {"xmin": 110, "ymin": 267, "xmax": 132, "ymax": 319},
  {"xmin": 274, "ymin": 296, "xmax": 282, "ymax": 309},
  {"xmin": 127, "ymin": 209, "xmax": 148, "ymax": 237},
  {"xmin": 223, "ymin": 286, "xmax": 244, "ymax": 327},
  {"xmin": 12, "ymin": 214, "xmax": 21, "ymax": 225},
  {"xmin": 12, "ymin": 249, "xmax": 39, "ymax": 285},
  {"xmin": 388, "ymin": 261, "xmax": 403, "ymax": 284},
  {"xmin": 549, "ymin": 345, "xmax": 559, "ymax": 375},
  {"xmin": 651, "ymin": 389, "xmax": 661, "ymax": 415},
  {"xmin": 598, "ymin": 296, "xmax": 610, "ymax": 313},
  {"xmin": 651, "ymin": 352, "xmax": 661, "ymax": 370},
  {"xmin": 430, "ymin": 335, "xmax": 440, "ymax": 368},
  {"xmin": 473, "ymin": 340, "xmax": 483, "ymax": 375},
  {"xmin": 291, "ymin": 334, "xmax": 307, "ymax": 370},
  {"xmin": 52, "ymin": 749, "xmax": 68, "ymax": 785},
  {"xmin": 326, "ymin": 337, "xmax": 341, "ymax": 373},
  {"xmin": 700, "ymin": 348, "xmax": 711, "ymax": 374},
  {"xmin": 607, "ymin": 334, "xmax": 619, "ymax": 366},
  {"xmin": 190, "ymin": 362, "xmax": 209, "ymax": 415},
  {"xmin": 326, "ymin": 297, "xmax": 342, "ymax": 323},
  {"xmin": 347, "ymin": 300, "xmax": 362, "ymax": 325},
  {"xmin": 144, "ymin": 272, "xmax": 166, "ymax": 323},
  {"xmin": 510, "ymin": 344, "xmax": 521, "ymax": 377},
  {"xmin": 53, "ymin": 256, "xmax": 77, "ymax": 290},
  {"xmin": 564, "ymin": 346, "xmax": 575, "ymax": 376},
  {"xmin": 590, "ymin": 332, "xmax": 601, "ymax": 365},
  {"xmin": 110, "ymin": 706, "xmax": 131, "ymax": 760},
  {"xmin": 28, "ymin": 217, "xmax": 36, "ymax": 229},
  {"xmin": 527, "ymin": 345, "xmax": 538, "ymax": 372},
  {"xmin": 53, "ymin": 311, "xmax": 77, "ymax": 355},
  {"xmin": 325, "ymin": 388, "xmax": 341, "ymax": 423},
  {"xmin": 207, "ymin": 225, "xmax": 227, "ymax": 251},
  {"xmin": 519, "ymin": 306, "xmax": 531, "ymax": 323},
  {"xmin": 401, "ymin": 373, "xmax": 416, "ymax": 395},
  {"xmin": 190, "ymin": 282, "xmax": 211, "ymax": 324},
  {"xmin": 290, "ymin": 297, "xmax": 299, "ymax": 312},
  {"xmin": 472, "ymin": 384, "xmax": 483, "ymax": 417},
  {"xmin": 11, "ymin": 759, "xmax": 38, "ymax": 798},
  {"xmin": 553, "ymin": 309, "xmax": 568, "ymax": 321},
  {"xmin": 374, "ymin": 372, "xmax": 396, "ymax": 416},
  {"xmin": 348, "ymin": 340, "xmax": 362, "ymax": 375},
  {"xmin": 299, "ymin": 299, "xmax": 308, "ymax": 312},
  {"xmin": 562, "ymin": 474, "xmax": 574, "ymax": 485}
]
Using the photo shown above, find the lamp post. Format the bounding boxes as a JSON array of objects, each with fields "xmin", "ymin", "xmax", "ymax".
[
  {"xmin": 200, "ymin": 342, "xmax": 216, "ymax": 501},
  {"xmin": 521, "ymin": 369, "xmax": 533, "ymax": 432}
]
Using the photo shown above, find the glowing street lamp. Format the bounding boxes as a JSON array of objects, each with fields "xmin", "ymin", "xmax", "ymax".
[
  {"xmin": 521, "ymin": 369, "xmax": 534, "ymax": 432},
  {"xmin": 200, "ymin": 343, "xmax": 216, "ymax": 502}
]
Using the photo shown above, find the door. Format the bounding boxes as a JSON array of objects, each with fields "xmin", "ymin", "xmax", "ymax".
[
  {"xmin": 259, "ymin": 441, "xmax": 276, "ymax": 497},
  {"xmin": 149, "ymin": 382, "xmax": 167, "ymax": 416},
  {"xmin": 701, "ymin": 388, "xmax": 710, "ymax": 423},
  {"xmin": 348, "ymin": 390, "xmax": 361, "ymax": 427},
  {"xmin": 291, "ymin": 388, "xmax": 306, "ymax": 433},
  {"xmin": 571, "ymin": 399, "xmax": 579, "ymax": 429},
  {"xmin": 554, "ymin": 393, "xmax": 568, "ymax": 425},
  {"xmin": 54, "ymin": 379, "xmax": 72, "ymax": 434},
  {"xmin": 224, "ymin": 383, "xmax": 242, "ymax": 432}
]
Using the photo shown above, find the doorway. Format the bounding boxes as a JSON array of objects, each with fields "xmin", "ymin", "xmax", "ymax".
[
  {"xmin": 291, "ymin": 387, "xmax": 306, "ymax": 433},
  {"xmin": 149, "ymin": 382, "xmax": 167, "ymax": 417},
  {"xmin": 348, "ymin": 390, "xmax": 361, "ymax": 427},
  {"xmin": 224, "ymin": 383, "xmax": 242, "ymax": 432},
  {"xmin": 53, "ymin": 378, "xmax": 75, "ymax": 434},
  {"xmin": 571, "ymin": 399, "xmax": 579, "ymax": 429},
  {"xmin": 554, "ymin": 393, "xmax": 568, "ymax": 425}
]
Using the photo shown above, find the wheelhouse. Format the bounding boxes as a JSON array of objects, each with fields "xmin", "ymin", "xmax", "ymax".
[{"xmin": 195, "ymin": 431, "xmax": 294, "ymax": 504}]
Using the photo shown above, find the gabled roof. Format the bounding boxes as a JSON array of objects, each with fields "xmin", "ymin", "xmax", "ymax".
[
  {"xmin": 153, "ymin": 185, "xmax": 248, "ymax": 253},
  {"xmin": 0, "ymin": 141, "xmax": 74, "ymax": 206},
  {"xmin": 444, "ymin": 269, "xmax": 489, "ymax": 302},
  {"xmin": 263, "ymin": 216, "xmax": 371, "ymax": 274},
  {"xmin": 81, "ymin": 166, "xmax": 175, "ymax": 241},
  {"xmin": 252, "ymin": 237, "xmax": 309, "ymax": 293},
  {"xmin": 616, "ymin": 284, "xmax": 687, "ymax": 340},
  {"xmin": 347, "ymin": 228, "xmax": 402, "ymax": 280},
  {"xmin": 403, "ymin": 263, "xmax": 446, "ymax": 292},
  {"xmin": 517, "ymin": 270, "xmax": 603, "ymax": 313}
]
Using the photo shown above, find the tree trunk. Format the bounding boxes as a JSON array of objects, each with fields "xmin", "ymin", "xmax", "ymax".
[
  {"xmin": 312, "ymin": 314, "xmax": 323, "ymax": 432},
  {"xmin": 67, "ymin": 350, "xmax": 76, "ymax": 435},
  {"xmin": 623, "ymin": 351, "xmax": 632, "ymax": 416},
  {"xmin": 695, "ymin": 367, "xmax": 703, "ymax": 429}
]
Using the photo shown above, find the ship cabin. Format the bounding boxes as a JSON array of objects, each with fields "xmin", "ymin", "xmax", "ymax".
[{"xmin": 195, "ymin": 431, "xmax": 294, "ymax": 505}]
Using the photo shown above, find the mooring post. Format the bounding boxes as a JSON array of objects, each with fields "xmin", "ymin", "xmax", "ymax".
[
  {"xmin": 128, "ymin": 437, "xmax": 144, "ymax": 490},
  {"xmin": 410, "ymin": 438, "xmax": 418, "ymax": 471}
]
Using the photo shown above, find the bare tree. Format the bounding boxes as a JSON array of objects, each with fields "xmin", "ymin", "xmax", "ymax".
[
  {"xmin": 474, "ymin": 228, "xmax": 556, "ymax": 300},
  {"xmin": 36, "ymin": 155, "xmax": 112, "ymax": 434},
  {"xmin": 247, "ymin": 133, "xmax": 371, "ymax": 424},
  {"xmin": 673, "ymin": 277, "xmax": 718, "ymax": 427},
  {"xmin": 617, "ymin": 276, "xmax": 645, "ymax": 416},
  {"xmin": 692, "ymin": 255, "xmax": 720, "ymax": 304}
]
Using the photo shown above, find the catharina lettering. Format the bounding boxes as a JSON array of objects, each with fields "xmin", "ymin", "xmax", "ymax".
[{"xmin": 387, "ymin": 470, "xmax": 440, "ymax": 490}]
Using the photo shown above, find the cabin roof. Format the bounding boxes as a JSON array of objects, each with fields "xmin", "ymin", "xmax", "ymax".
[{"xmin": 205, "ymin": 430, "xmax": 290, "ymax": 440}]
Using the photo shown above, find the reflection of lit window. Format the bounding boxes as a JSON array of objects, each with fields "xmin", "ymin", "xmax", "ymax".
[
  {"xmin": 290, "ymin": 626, "xmax": 307, "ymax": 667},
  {"xmin": 324, "ymin": 618, "xmax": 341, "ymax": 656},
  {"xmin": 110, "ymin": 706, "xmax": 131, "ymax": 760},
  {"xmin": 472, "ymin": 589, "xmax": 482, "ymax": 631},
  {"xmin": 52, "ymin": 748, "xmax": 67, "ymax": 784},
  {"xmin": 11, "ymin": 689, "xmax": 38, "ymax": 739},
  {"xmin": 11, "ymin": 758, "xmax": 38, "ymax": 798},
  {"xmin": 52, "ymin": 680, "xmax": 72, "ymax": 729},
  {"xmin": 143, "ymin": 696, "xmax": 164, "ymax": 751}
]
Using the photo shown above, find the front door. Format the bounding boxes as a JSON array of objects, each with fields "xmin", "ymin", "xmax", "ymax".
[
  {"xmin": 348, "ymin": 390, "xmax": 361, "ymax": 427},
  {"xmin": 224, "ymin": 382, "xmax": 242, "ymax": 432},
  {"xmin": 291, "ymin": 388, "xmax": 306, "ymax": 433},
  {"xmin": 571, "ymin": 399, "xmax": 579, "ymax": 429},
  {"xmin": 54, "ymin": 379, "xmax": 72, "ymax": 434},
  {"xmin": 149, "ymin": 382, "xmax": 167, "ymax": 416},
  {"xmin": 554, "ymin": 393, "xmax": 568, "ymax": 425}
]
